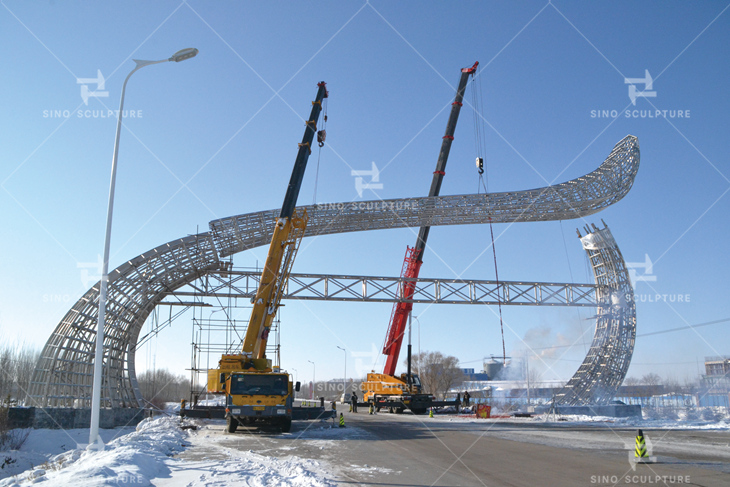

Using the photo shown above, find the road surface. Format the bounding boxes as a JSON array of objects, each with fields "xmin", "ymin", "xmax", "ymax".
[{"xmin": 176, "ymin": 409, "xmax": 730, "ymax": 486}]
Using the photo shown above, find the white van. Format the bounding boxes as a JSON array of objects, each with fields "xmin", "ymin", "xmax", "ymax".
[{"xmin": 340, "ymin": 392, "xmax": 353, "ymax": 404}]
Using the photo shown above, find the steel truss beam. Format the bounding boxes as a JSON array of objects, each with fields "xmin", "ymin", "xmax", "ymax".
[
  {"xmin": 168, "ymin": 271, "xmax": 602, "ymax": 307},
  {"xmin": 29, "ymin": 136, "xmax": 639, "ymax": 408}
]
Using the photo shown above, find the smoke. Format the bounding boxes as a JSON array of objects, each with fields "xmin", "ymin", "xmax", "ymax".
[
  {"xmin": 510, "ymin": 311, "xmax": 595, "ymax": 380},
  {"xmin": 517, "ymin": 325, "xmax": 574, "ymax": 360}
]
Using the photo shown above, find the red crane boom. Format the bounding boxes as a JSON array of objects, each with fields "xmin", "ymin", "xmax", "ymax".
[{"xmin": 382, "ymin": 62, "xmax": 478, "ymax": 376}]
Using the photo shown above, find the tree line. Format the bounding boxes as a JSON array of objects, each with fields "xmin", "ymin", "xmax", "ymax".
[{"xmin": 0, "ymin": 343, "xmax": 40, "ymax": 406}]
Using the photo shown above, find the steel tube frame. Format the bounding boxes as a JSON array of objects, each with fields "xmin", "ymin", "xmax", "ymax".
[{"xmin": 28, "ymin": 136, "xmax": 639, "ymax": 409}]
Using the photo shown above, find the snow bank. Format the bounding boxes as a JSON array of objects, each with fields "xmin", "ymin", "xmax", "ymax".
[
  {"xmin": 2, "ymin": 416, "xmax": 340, "ymax": 487},
  {"xmin": 0, "ymin": 416, "xmax": 187, "ymax": 486},
  {"xmin": 0, "ymin": 425, "xmax": 136, "ymax": 482}
]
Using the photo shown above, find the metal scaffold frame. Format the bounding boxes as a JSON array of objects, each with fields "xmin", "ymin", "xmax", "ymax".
[{"xmin": 28, "ymin": 135, "xmax": 639, "ymax": 409}]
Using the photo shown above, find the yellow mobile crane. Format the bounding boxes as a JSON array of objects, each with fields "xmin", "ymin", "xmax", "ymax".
[{"xmin": 207, "ymin": 81, "xmax": 328, "ymax": 433}]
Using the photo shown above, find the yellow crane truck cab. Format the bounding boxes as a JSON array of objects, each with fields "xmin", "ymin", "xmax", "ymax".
[{"xmin": 216, "ymin": 369, "xmax": 300, "ymax": 433}]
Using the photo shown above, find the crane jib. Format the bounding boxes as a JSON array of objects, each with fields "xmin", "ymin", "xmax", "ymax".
[
  {"xmin": 279, "ymin": 82, "xmax": 328, "ymax": 219},
  {"xmin": 382, "ymin": 63, "xmax": 477, "ymax": 378},
  {"xmin": 414, "ymin": 65, "xmax": 475, "ymax": 259}
]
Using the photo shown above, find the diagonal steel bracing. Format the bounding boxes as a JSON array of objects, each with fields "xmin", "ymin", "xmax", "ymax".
[{"xmin": 166, "ymin": 271, "xmax": 603, "ymax": 307}]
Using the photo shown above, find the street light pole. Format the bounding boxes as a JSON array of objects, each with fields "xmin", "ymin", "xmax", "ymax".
[
  {"xmin": 89, "ymin": 49, "xmax": 198, "ymax": 450},
  {"xmin": 307, "ymin": 360, "xmax": 315, "ymax": 400},
  {"xmin": 336, "ymin": 346, "xmax": 346, "ymax": 395}
]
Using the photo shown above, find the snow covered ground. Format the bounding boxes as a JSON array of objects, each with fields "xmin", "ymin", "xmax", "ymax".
[
  {"xmin": 1, "ymin": 408, "xmax": 728, "ymax": 485},
  {"xmin": 430, "ymin": 406, "xmax": 730, "ymax": 430},
  {"xmin": 0, "ymin": 416, "xmax": 340, "ymax": 486}
]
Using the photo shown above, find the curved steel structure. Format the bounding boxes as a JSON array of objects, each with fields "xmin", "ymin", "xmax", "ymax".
[
  {"xmin": 29, "ymin": 135, "xmax": 639, "ymax": 408},
  {"xmin": 555, "ymin": 223, "xmax": 636, "ymax": 405}
]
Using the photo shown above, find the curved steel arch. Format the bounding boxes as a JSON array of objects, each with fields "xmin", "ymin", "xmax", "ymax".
[
  {"xmin": 29, "ymin": 135, "xmax": 639, "ymax": 408},
  {"xmin": 555, "ymin": 224, "xmax": 636, "ymax": 405}
]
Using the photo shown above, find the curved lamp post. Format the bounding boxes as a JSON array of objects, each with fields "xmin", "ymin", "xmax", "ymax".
[{"xmin": 89, "ymin": 48, "xmax": 198, "ymax": 449}]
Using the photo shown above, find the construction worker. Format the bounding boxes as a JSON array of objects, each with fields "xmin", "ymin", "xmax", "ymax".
[
  {"xmin": 464, "ymin": 390, "xmax": 470, "ymax": 406},
  {"xmin": 351, "ymin": 391, "xmax": 358, "ymax": 413}
]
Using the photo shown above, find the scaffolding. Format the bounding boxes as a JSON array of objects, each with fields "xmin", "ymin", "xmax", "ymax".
[{"xmin": 135, "ymin": 262, "xmax": 281, "ymax": 406}]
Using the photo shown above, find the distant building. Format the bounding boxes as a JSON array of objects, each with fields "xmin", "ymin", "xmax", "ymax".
[
  {"xmin": 460, "ymin": 368, "xmax": 490, "ymax": 381},
  {"xmin": 701, "ymin": 356, "xmax": 730, "ymax": 394},
  {"xmin": 705, "ymin": 356, "xmax": 730, "ymax": 377}
]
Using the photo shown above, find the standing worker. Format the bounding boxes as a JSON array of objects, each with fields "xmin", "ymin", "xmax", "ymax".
[
  {"xmin": 464, "ymin": 390, "xmax": 470, "ymax": 407},
  {"xmin": 351, "ymin": 391, "xmax": 358, "ymax": 413}
]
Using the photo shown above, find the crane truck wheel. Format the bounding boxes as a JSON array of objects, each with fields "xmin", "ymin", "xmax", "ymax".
[
  {"xmin": 226, "ymin": 416, "xmax": 238, "ymax": 433},
  {"xmin": 280, "ymin": 418, "xmax": 292, "ymax": 433}
]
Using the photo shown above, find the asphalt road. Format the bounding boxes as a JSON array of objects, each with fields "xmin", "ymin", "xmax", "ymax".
[{"xmin": 191, "ymin": 409, "xmax": 730, "ymax": 487}]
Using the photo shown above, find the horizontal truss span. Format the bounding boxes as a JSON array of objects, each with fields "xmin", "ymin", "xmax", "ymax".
[{"xmin": 167, "ymin": 271, "xmax": 602, "ymax": 307}]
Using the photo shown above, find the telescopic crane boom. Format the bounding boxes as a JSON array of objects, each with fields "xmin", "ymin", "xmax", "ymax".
[
  {"xmin": 383, "ymin": 62, "xmax": 478, "ymax": 376},
  {"xmin": 240, "ymin": 81, "xmax": 328, "ymax": 366},
  {"xmin": 208, "ymin": 81, "xmax": 327, "ymax": 433},
  {"xmin": 362, "ymin": 63, "xmax": 477, "ymax": 414}
]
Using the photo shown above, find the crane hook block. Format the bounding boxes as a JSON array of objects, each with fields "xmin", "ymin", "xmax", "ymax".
[
  {"xmin": 476, "ymin": 157, "xmax": 484, "ymax": 175},
  {"xmin": 317, "ymin": 129, "xmax": 326, "ymax": 147}
]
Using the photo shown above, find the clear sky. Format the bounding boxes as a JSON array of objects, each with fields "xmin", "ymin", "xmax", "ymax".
[{"xmin": 1, "ymin": 1, "xmax": 729, "ymax": 388}]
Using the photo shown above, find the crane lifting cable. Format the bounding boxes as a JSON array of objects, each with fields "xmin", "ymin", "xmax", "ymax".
[
  {"xmin": 471, "ymin": 70, "xmax": 506, "ymax": 363},
  {"xmin": 313, "ymin": 94, "xmax": 328, "ymax": 204}
]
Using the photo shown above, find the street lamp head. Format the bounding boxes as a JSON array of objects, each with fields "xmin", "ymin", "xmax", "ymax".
[{"xmin": 170, "ymin": 48, "xmax": 199, "ymax": 62}]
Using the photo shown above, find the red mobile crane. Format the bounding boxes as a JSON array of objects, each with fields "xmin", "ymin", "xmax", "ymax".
[{"xmin": 362, "ymin": 63, "xmax": 478, "ymax": 414}]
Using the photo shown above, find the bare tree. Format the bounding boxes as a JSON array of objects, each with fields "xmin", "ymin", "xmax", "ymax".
[
  {"xmin": 641, "ymin": 372, "xmax": 663, "ymax": 396},
  {"xmin": 408, "ymin": 351, "xmax": 464, "ymax": 399},
  {"xmin": 0, "ymin": 342, "xmax": 41, "ymax": 405},
  {"xmin": 136, "ymin": 369, "xmax": 191, "ymax": 409}
]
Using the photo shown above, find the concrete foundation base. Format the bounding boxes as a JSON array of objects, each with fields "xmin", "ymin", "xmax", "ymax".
[{"xmin": 7, "ymin": 407, "xmax": 146, "ymax": 429}]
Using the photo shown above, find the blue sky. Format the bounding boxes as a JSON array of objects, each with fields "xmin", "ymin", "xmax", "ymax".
[{"xmin": 1, "ymin": 1, "xmax": 729, "ymax": 387}]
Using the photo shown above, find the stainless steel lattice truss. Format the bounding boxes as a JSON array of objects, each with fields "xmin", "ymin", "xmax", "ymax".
[
  {"xmin": 554, "ymin": 223, "xmax": 636, "ymax": 405},
  {"xmin": 29, "ymin": 135, "xmax": 639, "ymax": 408},
  {"xmin": 169, "ymin": 271, "xmax": 602, "ymax": 307}
]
